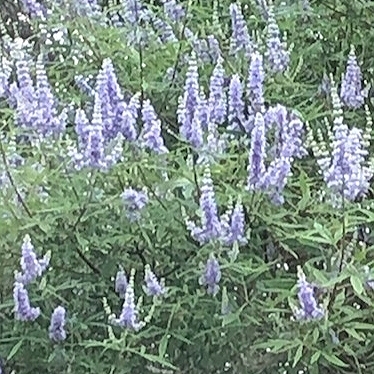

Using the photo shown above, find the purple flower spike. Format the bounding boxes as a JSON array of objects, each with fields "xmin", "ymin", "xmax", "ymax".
[
  {"xmin": 247, "ymin": 52, "xmax": 265, "ymax": 113},
  {"xmin": 140, "ymin": 99, "xmax": 168, "ymax": 154},
  {"xmin": 16, "ymin": 234, "xmax": 49, "ymax": 285},
  {"xmin": 208, "ymin": 56, "xmax": 227, "ymax": 125},
  {"xmin": 199, "ymin": 167, "xmax": 221, "ymax": 242},
  {"xmin": 294, "ymin": 266, "xmax": 324, "ymax": 321},
  {"xmin": 49, "ymin": 306, "xmax": 67, "ymax": 343},
  {"xmin": 115, "ymin": 268, "xmax": 128, "ymax": 299},
  {"xmin": 229, "ymin": 2, "xmax": 252, "ymax": 58},
  {"xmin": 178, "ymin": 52, "xmax": 200, "ymax": 144},
  {"xmin": 225, "ymin": 199, "xmax": 247, "ymax": 246},
  {"xmin": 247, "ymin": 112, "xmax": 266, "ymax": 191},
  {"xmin": 143, "ymin": 264, "xmax": 166, "ymax": 297},
  {"xmin": 162, "ymin": 0, "xmax": 185, "ymax": 23},
  {"xmin": 114, "ymin": 270, "xmax": 145, "ymax": 331},
  {"xmin": 340, "ymin": 45, "xmax": 365, "ymax": 109},
  {"xmin": 199, "ymin": 253, "xmax": 221, "ymax": 296},
  {"xmin": 121, "ymin": 187, "xmax": 148, "ymax": 221},
  {"xmin": 228, "ymin": 74, "xmax": 245, "ymax": 132},
  {"xmin": 13, "ymin": 281, "xmax": 40, "ymax": 321},
  {"xmin": 265, "ymin": 7, "xmax": 289, "ymax": 73}
]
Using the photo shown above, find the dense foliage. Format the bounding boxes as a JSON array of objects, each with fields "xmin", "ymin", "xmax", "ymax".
[{"xmin": 1, "ymin": 1, "xmax": 374, "ymax": 373}]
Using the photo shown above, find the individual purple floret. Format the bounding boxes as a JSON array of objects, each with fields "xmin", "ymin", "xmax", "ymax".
[
  {"xmin": 16, "ymin": 235, "xmax": 49, "ymax": 285},
  {"xmin": 229, "ymin": 2, "xmax": 252, "ymax": 58},
  {"xmin": 121, "ymin": 187, "xmax": 148, "ymax": 221},
  {"xmin": 265, "ymin": 7, "xmax": 289, "ymax": 73},
  {"xmin": 13, "ymin": 281, "xmax": 40, "ymax": 321},
  {"xmin": 115, "ymin": 268, "xmax": 128, "ymax": 299},
  {"xmin": 113, "ymin": 270, "xmax": 144, "ymax": 331},
  {"xmin": 143, "ymin": 264, "xmax": 166, "ymax": 297},
  {"xmin": 140, "ymin": 99, "xmax": 168, "ymax": 153},
  {"xmin": 293, "ymin": 266, "xmax": 324, "ymax": 321},
  {"xmin": 199, "ymin": 253, "xmax": 221, "ymax": 296},
  {"xmin": 208, "ymin": 56, "xmax": 227, "ymax": 125},
  {"xmin": 49, "ymin": 306, "xmax": 67, "ymax": 343},
  {"xmin": 340, "ymin": 45, "xmax": 365, "ymax": 109},
  {"xmin": 247, "ymin": 52, "xmax": 265, "ymax": 113}
]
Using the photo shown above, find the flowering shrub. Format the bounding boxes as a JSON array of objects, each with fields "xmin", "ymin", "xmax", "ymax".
[{"xmin": 0, "ymin": 0, "xmax": 374, "ymax": 373}]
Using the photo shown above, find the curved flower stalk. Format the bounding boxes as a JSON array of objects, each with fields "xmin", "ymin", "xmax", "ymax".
[{"xmin": 143, "ymin": 264, "xmax": 166, "ymax": 297}]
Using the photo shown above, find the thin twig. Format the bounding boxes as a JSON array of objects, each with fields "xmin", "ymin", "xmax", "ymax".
[{"xmin": 0, "ymin": 138, "xmax": 32, "ymax": 218}]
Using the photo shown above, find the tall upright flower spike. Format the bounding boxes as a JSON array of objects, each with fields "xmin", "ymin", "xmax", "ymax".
[
  {"xmin": 16, "ymin": 235, "xmax": 49, "ymax": 285},
  {"xmin": 140, "ymin": 99, "xmax": 168, "ymax": 154},
  {"xmin": 143, "ymin": 264, "xmax": 166, "ymax": 297},
  {"xmin": 319, "ymin": 79, "xmax": 372, "ymax": 204},
  {"xmin": 113, "ymin": 269, "xmax": 145, "ymax": 331},
  {"xmin": 0, "ymin": 54, "xmax": 12, "ymax": 99},
  {"xmin": 293, "ymin": 266, "xmax": 324, "ymax": 321},
  {"xmin": 265, "ymin": 6, "xmax": 290, "ymax": 73},
  {"xmin": 35, "ymin": 55, "xmax": 67, "ymax": 137},
  {"xmin": 228, "ymin": 74, "xmax": 245, "ymax": 132},
  {"xmin": 247, "ymin": 52, "xmax": 265, "ymax": 113},
  {"xmin": 13, "ymin": 281, "xmax": 40, "ymax": 321},
  {"xmin": 83, "ymin": 93, "xmax": 107, "ymax": 169},
  {"xmin": 208, "ymin": 56, "xmax": 227, "ymax": 125},
  {"xmin": 49, "ymin": 306, "xmax": 67, "ymax": 342},
  {"xmin": 95, "ymin": 58, "xmax": 127, "ymax": 141},
  {"xmin": 187, "ymin": 166, "xmax": 222, "ymax": 244},
  {"xmin": 340, "ymin": 45, "xmax": 365, "ymax": 109},
  {"xmin": 229, "ymin": 2, "xmax": 252, "ymax": 57},
  {"xmin": 199, "ymin": 253, "xmax": 221, "ymax": 296},
  {"xmin": 178, "ymin": 52, "xmax": 200, "ymax": 144},
  {"xmin": 115, "ymin": 268, "xmax": 128, "ymax": 299},
  {"xmin": 247, "ymin": 112, "xmax": 266, "ymax": 191},
  {"xmin": 224, "ymin": 199, "xmax": 247, "ymax": 246},
  {"xmin": 121, "ymin": 187, "xmax": 148, "ymax": 221}
]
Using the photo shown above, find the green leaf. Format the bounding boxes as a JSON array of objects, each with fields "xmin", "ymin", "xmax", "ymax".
[
  {"xmin": 350, "ymin": 275, "xmax": 364, "ymax": 295},
  {"xmin": 292, "ymin": 344, "xmax": 303, "ymax": 368},
  {"xmin": 7, "ymin": 339, "xmax": 24, "ymax": 360},
  {"xmin": 310, "ymin": 351, "xmax": 321, "ymax": 365},
  {"xmin": 158, "ymin": 334, "xmax": 169, "ymax": 358},
  {"xmin": 321, "ymin": 352, "xmax": 349, "ymax": 368}
]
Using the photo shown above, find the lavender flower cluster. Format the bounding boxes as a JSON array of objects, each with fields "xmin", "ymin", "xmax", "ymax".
[{"xmin": 13, "ymin": 235, "xmax": 66, "ymax": 342}]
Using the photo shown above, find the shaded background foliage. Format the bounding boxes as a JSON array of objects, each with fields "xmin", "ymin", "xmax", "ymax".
[{"xmin": 1, "ymin": 1, "xmax": 374, "ymax": 374}]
